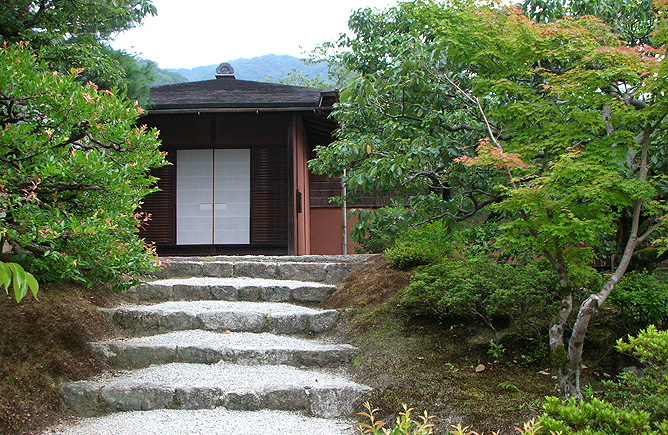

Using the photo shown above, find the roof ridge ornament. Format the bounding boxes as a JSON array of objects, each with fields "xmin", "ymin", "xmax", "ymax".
[{"xmin": 215, "ymin": 63, "xmax": 235, "ymax": 79}]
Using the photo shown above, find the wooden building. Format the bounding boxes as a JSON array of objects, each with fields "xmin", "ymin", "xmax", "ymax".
[{"xmin": 138, "ymin": 63, "xmax": 366, "ymax": 256}]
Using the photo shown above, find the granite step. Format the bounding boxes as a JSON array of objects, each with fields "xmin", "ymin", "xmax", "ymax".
[
  {"xmin": 91, "ymin": 330, "xmax": 357, "ymax": 369},
  {"xmin": 43, "ymin": 408, "xmax": 356, "ymax": 435},
  {"xmin": 151, "ymin": 255, "xmax": 373, "ymax": 284},
  {"xmin": 100, "ymin": 301, "xmax": 339, "ymax": 336},
  {"xmin": 124, "ymin": 277, "xmax": 336, "ymax": 305},
  {"xmin": 62, "ymin": 362, "xmax": 371, "ymax": 418}
]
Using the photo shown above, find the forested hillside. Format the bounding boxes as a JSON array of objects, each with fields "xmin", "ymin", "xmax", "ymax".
[{"xmin": 166, "ymin": 54, "xmax": 330, "ymax": 84}]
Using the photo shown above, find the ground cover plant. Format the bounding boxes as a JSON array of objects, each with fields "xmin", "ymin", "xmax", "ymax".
[
  {"xmin": 331, "ymin": 254, "xmax": 668, "ymax": 434},
  {"xmin": 328, "ymin": 256, "xmax": 559, "ymax": 434}
]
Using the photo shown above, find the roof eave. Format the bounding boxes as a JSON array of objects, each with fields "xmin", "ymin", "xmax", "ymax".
[{"xmin": 147, "ymin": 106, "xmax": 333, "ymax": 115}]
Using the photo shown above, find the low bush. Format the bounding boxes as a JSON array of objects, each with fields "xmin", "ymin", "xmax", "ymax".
[
  {"xmin": 539, "ymin": 397, "xmax": 658, "ymax": 435},
  {"xmin": 385, "ymin": 221, "xmax": 500, "ymax": 270},
  {"xmin": 385, "ymin": 221, "xmax": 454, "ymax": 270},
  {"xmin": 609, "ymin": 271, "xmax": 668, "ymax": 329},
  {"xmin": 602, "ymin": 325, "xmax": 668, "ymax": 425},
  {"xmin": 538, "ymin": 326, "xmax": 668, "ymax": 434},
  {"xmin": 385, "ymin": 243, "xmax": 443, "ymax": 270},
  {"xmin": 398, "ymin": 256, "xmax": 560, "ymax": 341}
]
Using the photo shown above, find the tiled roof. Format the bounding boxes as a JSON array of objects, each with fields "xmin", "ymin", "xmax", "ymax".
[{"xmin": 149, "ymin": 78, "xmax": 330, "ymax": 111}]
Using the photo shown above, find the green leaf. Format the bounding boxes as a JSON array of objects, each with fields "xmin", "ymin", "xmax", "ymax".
[
  {"xmin": 0, "ymin": 262, "xmax": 11, "ymax": 294},
  {"xmin": 8, "ymin": 263, "xmax": 28, "ymax": 303},
  {"xmin": 26, "ymin": 273, "xmax": 39, "ymax": 300}
]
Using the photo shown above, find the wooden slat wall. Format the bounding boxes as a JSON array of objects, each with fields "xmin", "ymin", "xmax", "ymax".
[
  {"xmin": 139, "ymin": 160, "xmax": 176, "ymax": 245},
  {"xmin": 310, "ymin": 180, "xmax": 393, "ymax": 208},
  {"xmin": 251, "ymin": 147, "xmax": 288, "ymax": 244}
]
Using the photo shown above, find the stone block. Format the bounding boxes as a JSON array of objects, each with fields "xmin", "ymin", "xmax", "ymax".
[
  {"xmin": 309, "ymin": 386, "xmax": 371, "ymax": 418},
  {"xmin": 132, "ymin": 283, "xmax": 172, "ymax": 302},
  {"xmin": 172, "ymin": 284, "xmax": 210, "ymax": 301},
  {"xmin": 291, "ymin": 285, "xmax": 335, "ymax": 304},
  {"xmin": 208, "ymin": 285, "xmax": 238, "ymax": 301},
  {"xmin": 236, "ymin": 285, "xmax": 260, "ymax": 301},
  {"xmin": 309, "ymin": 310, "xmax": 339, "ymax": 333},
  {"xmin": 197, "ymin": 312, "xmax": 266, "ymax": 333},
  {"xmin": 259, "ymin": 285, "xmax": 291, "ymax": 302},
  {"xmin": 221, "ymin": 391, "xmax": 261, "ymax": 411},
  {"xmin": 270, "ymin": 314, "xmax": 308, "ymax": 334},
  {"xmin": 174, "ymin": 386, "xmax": 219, "ymax": 409},
  {"xmin": 202, "ymin": 262, "xmax": 234, "ymax": 277},
  {"xmin": 159, "ymin": 311, "xmax": 196, "ymax": 331},
  {"xmin": 264, "ymin": 388, "xmax": 308, "ymax": 411},
  {"xmin": 233, "ymin": 262, "xmax": 279, "ymax": 279},
  {"xmin": 99, "ymin": 383, "xmax": 173, "ymax": 412},
  {"xmin": 61, "ymin": 381, "xmax": 101, "ymax": 417}
]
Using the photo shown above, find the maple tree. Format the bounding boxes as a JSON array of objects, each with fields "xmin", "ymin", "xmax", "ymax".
[{"xmin": 310, "ymin": 0, "xmax": 668, "ymax": 398}]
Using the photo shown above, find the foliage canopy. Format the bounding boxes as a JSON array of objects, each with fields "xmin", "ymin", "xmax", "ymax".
[
  {"xmin": 0, "ymin": 0, "xmax": 159, "ymax": 104},
  {"xmin": 310, "ymin": 0, "xmax": 668, "ymax": 398},
  {"xmin": 0, "ymin": 43, "xmax": 166, "ymax": 288}
]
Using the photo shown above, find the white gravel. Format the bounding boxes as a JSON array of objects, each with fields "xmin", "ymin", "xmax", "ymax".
[
  {"xmin": 106, "ymin": 330, "xmax": 353, "ymax": 351},
  {"xmin": 87, "ymin": 362, "xmax": 361, "ymax": 390},
  {"xmin": 43, "ymin": 409, "xmax": 357, "ymax": 435},
  {"xmin": 115, "ymin": 300, "xmax": 329, "ymax": 315},
  {"xmin": 148, "ymin": 276, "xmax": 334, "ymax": 288}
]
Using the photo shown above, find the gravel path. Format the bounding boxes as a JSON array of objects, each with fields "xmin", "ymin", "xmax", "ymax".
[{"xmin": 44, "ymin": 409, "xmax": 357, "ymax": 435}]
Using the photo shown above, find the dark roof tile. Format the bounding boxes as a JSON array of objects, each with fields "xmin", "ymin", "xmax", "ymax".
[{"xmin": 149, "ymin": 79, "xmax": 329, "ymax": 110}]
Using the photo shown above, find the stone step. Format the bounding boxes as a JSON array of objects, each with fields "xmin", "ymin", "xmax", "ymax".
[
  {"xmin": 151, "ymin": 255, "xmax": 373, "ymax": 284},
  {"xmin": 124, "ymin": 277, "xmax": 336, "ymax": 305},
  {"xmin": 44, "ymin": 409, "xmax": 356, "ymax": 435},
  {"xmin": 62, "ymin": 363, "xmax": 371, "ymax": 418},
  {"xmin": 91, "ymin": 330, "xmax": 357, "ymax": 369},
  {"xmin": 101, "ymin": 301, "xmax": 339, "ymax": 336}
]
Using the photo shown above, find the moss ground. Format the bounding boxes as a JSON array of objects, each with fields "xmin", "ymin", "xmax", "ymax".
[
  {"xmin": 327, "ymin": 255, "xmax": 626, "ymax": 434},
  {"xmin": 0, "ymin": 283, "xmax": 118, "ymax": 435}
]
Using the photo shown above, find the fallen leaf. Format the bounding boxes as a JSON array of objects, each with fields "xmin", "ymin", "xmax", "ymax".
[
  {"xmin": 475, "ymin": 364, "xmax": 486, "ymax": 373},
  {"xmin": 538, "ymin": 370, "xmax": 550, "ymax": 376}
]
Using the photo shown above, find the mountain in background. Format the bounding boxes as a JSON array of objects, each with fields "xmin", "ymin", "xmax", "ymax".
[{"xmin": 151, "ymin": 54, "xmax": 330, "ymax": 87}]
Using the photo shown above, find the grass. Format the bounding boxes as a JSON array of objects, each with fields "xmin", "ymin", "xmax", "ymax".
[{"xmin": 0, "ymin": 282, "xmax": 118, "ymax": 434}]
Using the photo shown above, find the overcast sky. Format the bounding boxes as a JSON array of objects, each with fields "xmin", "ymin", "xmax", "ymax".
[{"xmin": 110, "ymin": 0, "xmax": 398, "ymax": 69}]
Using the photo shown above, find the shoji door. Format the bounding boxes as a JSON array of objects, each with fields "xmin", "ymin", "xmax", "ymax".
[{"xmin": 176, "ymin": 149, "xmax": 250, "ymax": 245}]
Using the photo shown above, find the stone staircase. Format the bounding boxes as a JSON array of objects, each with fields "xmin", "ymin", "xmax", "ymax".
[{"xmin": 46, "ymin": 255, "xmax": 372, "ymax": 435}]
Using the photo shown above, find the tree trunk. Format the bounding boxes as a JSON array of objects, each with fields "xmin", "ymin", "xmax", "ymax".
[
  {"xmin": 555, "ymin": 202, "xmax": 643, "ymax": 398},
  {"xmin": 553, "ymin": 127, "xmax": 655, "ymax": 399}
]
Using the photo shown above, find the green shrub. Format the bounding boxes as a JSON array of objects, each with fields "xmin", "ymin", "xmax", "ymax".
[
  {"xmin": 609, "ymin": 271, "xmax": 668, "ymax": 328},
  {"xmin": 385, "ymin": 221, "xmax": 454, "ymax": 270},
  {"xmin": 603, "ymin": 325, "xmax": 668, "ymax": 424},
  {"xmin": 539, "ymin": 397, "xmax": 657, "ymax": 435},
  {"xmin": 356, "ymin": 230, "xmax": 395, "ymax": 254},
  {"xmin": 385, "ymin": 243, "xmax": 443, "ymax": 270},
  {"xmin": 538, "ymin": 326, "xmax": 668, "ymax": 434},
  {"xmin": 398, "ymin": 256, "xmax": 560, "ymax": 340}
]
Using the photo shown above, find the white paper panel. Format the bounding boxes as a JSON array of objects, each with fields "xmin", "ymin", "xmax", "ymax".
[
  {"xmin": 176, "ymin": 150, "xmax": 213, "ymax": 245},
  {"xmin": 214, "ymin": 149, "xmax": 250, "ymax": 244}
]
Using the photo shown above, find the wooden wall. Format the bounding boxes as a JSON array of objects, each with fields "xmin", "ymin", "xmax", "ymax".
[{"xmin": 138, "ymin": 112, "xmax": 291, "ymax": 255}]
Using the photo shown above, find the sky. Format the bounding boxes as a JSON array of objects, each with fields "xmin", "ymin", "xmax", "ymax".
[{"xmin": 111, "ymin": 0, "xmax": 398, "ymax": 69}]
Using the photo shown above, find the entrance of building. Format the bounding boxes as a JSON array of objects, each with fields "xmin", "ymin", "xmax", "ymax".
[{"xmin": 176, "ymin": 149, "xmax": 250, "ymax": 245}]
